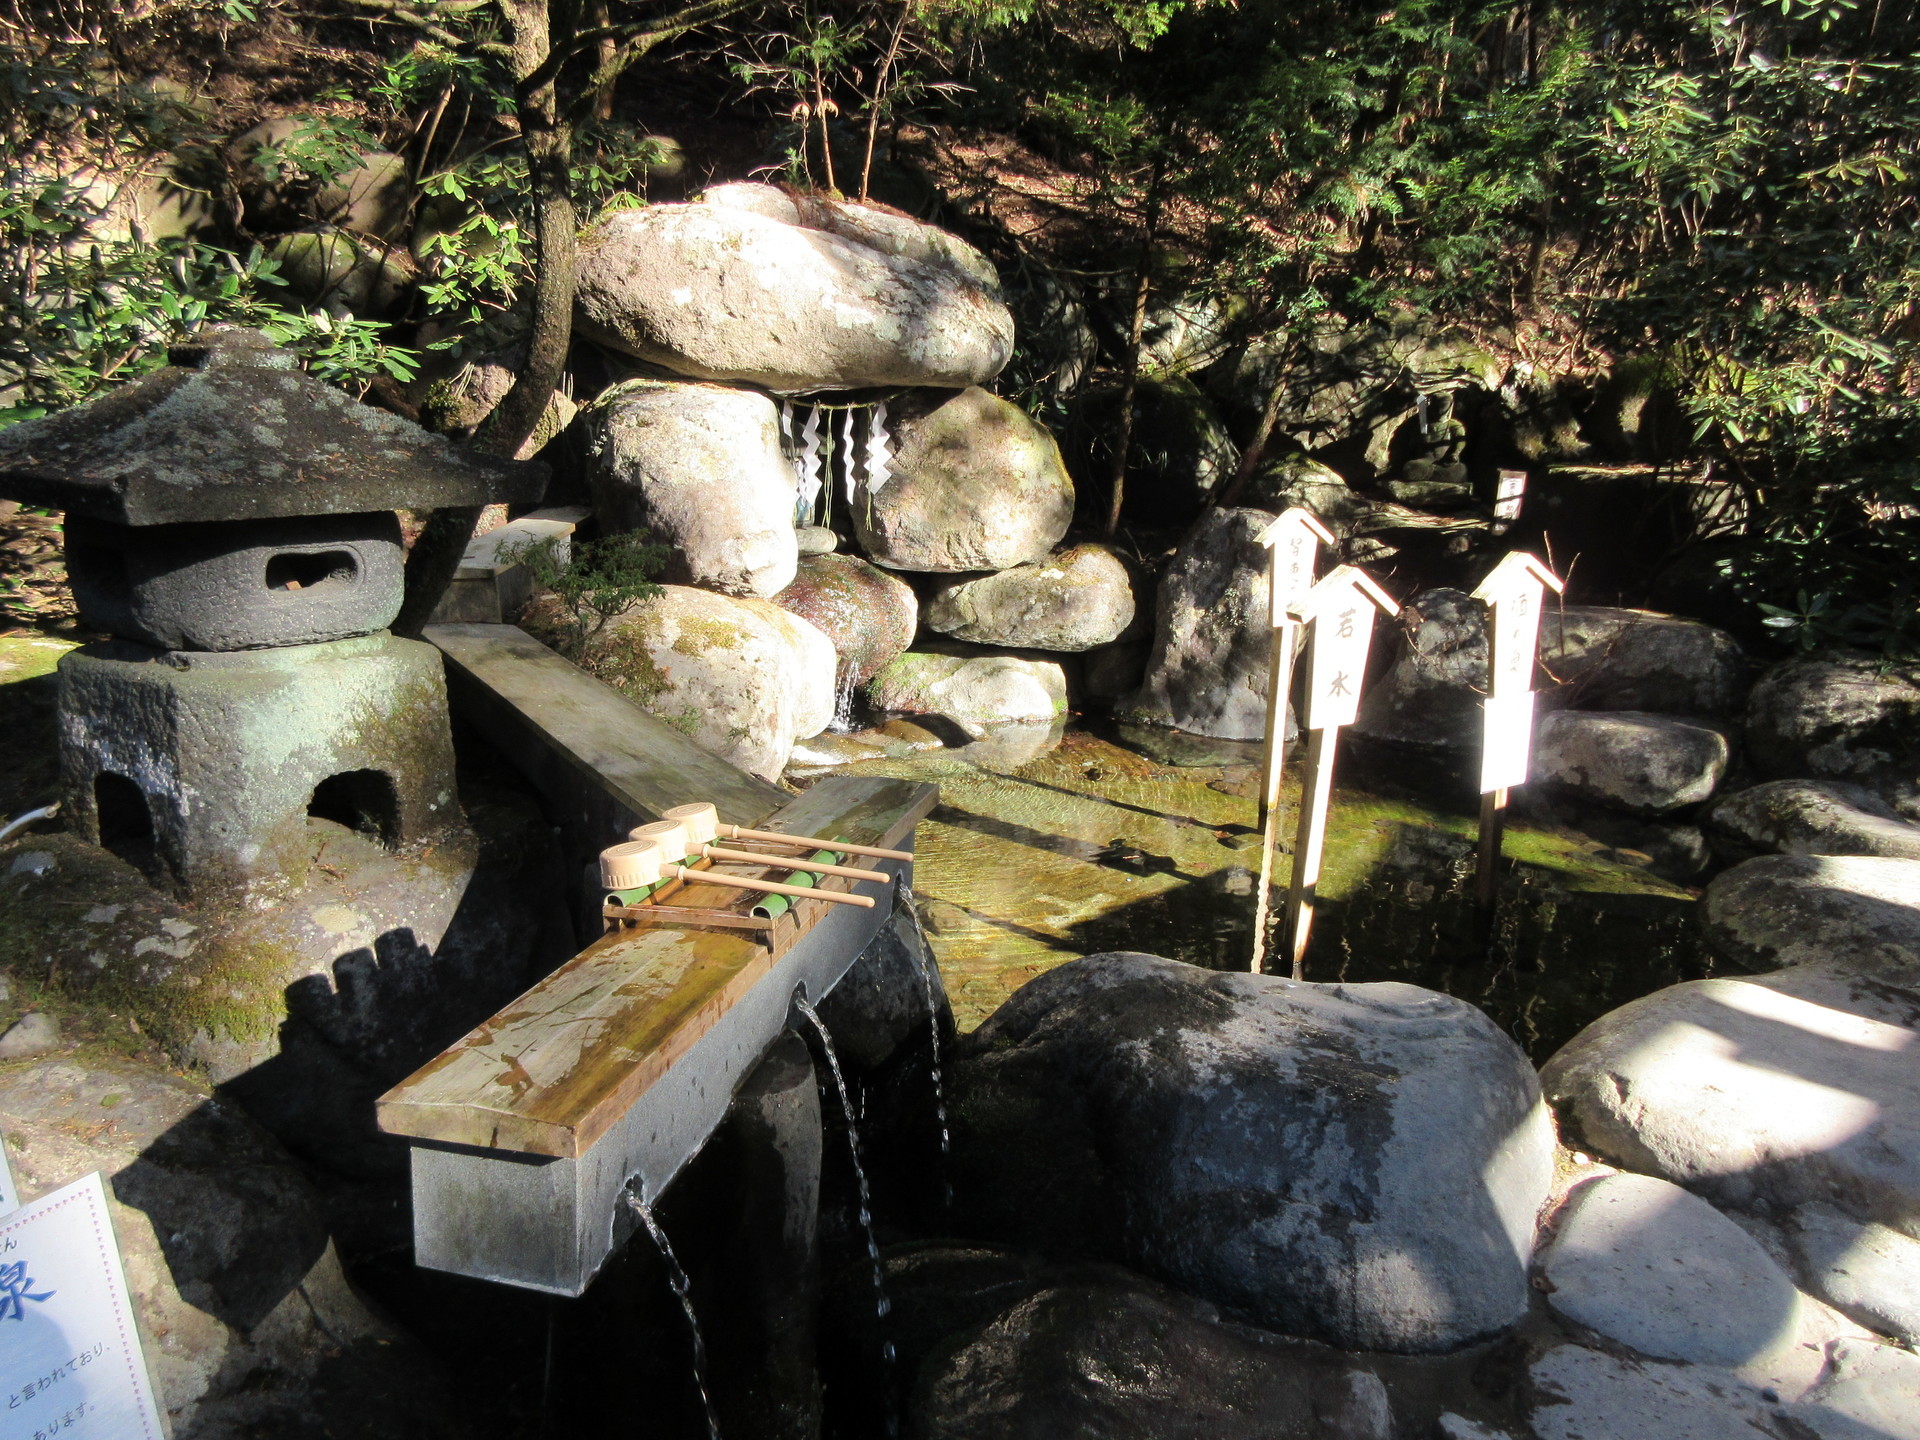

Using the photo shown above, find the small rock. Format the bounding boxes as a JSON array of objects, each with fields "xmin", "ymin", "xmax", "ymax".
[
  {"xmin": 1792, "ymin": 1337, "xmax": 1920, "ymax": 1440},
  {"xmin": 1746, "ymin": 654, "xmax": 1920, "ymax": 818},
  {"xmin": 0, "ymin": 1011, "xmax": 59, "ymax": 1059},
  {"xmin": 1436, "ymin": 1417, "xmax": 1515, "ymax": 1440},
  {"xmin": 1314, "ymin": 1369, "xmax": 1393, "ymax": 1440},
  {"xmin": 854, "ymin": 388, "xmax": 1075, "ymax": 574},
  {"xmin": 1531, "ymin": 710, "xmax": 1729, "ymax": 817},
  {"xmin": 924, "ymin": 544, "xmax": 1136, "ymax": 652},
  {"xmin": 1539, "ymin": 1173, "xmax": 1812, "ymax": 1389},
  {"xmin": 795, "ymin": 526, "xmax": 839, "ymax": 556},
  {"xmin": 584, "ymin": 378, "xmax": 800, "ymax": 597},
  {"xmin": 1702, "ymin": 853, "xmax": 1920, "ymax": 974},
  {"xmin": 771, "ymin": 553, "xmax": 918, "ymax": 683},
  {"xmin": 1526, "ymin": 1345, "xmax": 1792, "ymax": 1440},
  {"xmin": 868, "ymin": 647, "xmax": 1067, "ymax": 736},
  {"xmin": 1127, "ymin": 507, "xmax": 1281, "ymax": 741},
  {"xmin": 1707, "ymin": 780, "xmax": 1920, "ymax": 861},
  {"xmin": 1788, "ymin": 1203, "xmax": 1920, "ymax": 1346}
]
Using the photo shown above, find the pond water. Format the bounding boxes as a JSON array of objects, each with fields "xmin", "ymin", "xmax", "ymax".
[{"xmin": 796, "ymin": 717, "xmax": 1730, "ymax": 1062}]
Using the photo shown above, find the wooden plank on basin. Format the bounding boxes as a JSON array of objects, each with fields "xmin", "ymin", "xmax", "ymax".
[
  {"xmin": 377, "ymin": 776, "xmax": 937, "ymax": 1159},
  {"xmin": 425, "ymin": 623, "xmax": 788, "ymax": 844}
]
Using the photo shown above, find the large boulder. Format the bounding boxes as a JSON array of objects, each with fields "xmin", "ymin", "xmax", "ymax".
[
  {"xmin": 572, "ymin": 200, "xmax": 1013, "ymax": 391},
  {"xmin": 0, "ymin": 1056, "xmax": 464, "ymax": 1439},
  {"xmin": 545, "ymin": 584, "xmax": 836, "ymax": 779},
  {"xmin": 1537, "ymin": 606, "xmax": 1748, "ymax": 720},
  {"xmin": 1746, "ymin": 654, "xmax": 1920, "ymax": 819},
  {"xmin": 923, "ymin": 544, "xmax": 1135, "ymax": 652},
  {"xmin": 1127, "ymin": 508, "xmax": 1275, "ymax": 741},
  {"xmin": 948, "ymin": 953, "xmax": 1555, "ymax": 1352},
  {"xmin": 852, "ymin": 388, "xmax": 1074, "ymax": 573},
  {"xmin": 1538, "ymin": 1173, "xmax": 1816, "ymax": 1392},
  {"xmin": 1701, "ymin": 853, "xmax": 1920, "ymax": 974},
  {"xmin": 265, "ymin": 227, "xmax": 415, "ymax": 317},
  {"xmin": 1354, "ymin": 595, "xmax": 1748, "ymax": 754},
  {"xmin": 584, "ymin": 378, "xmax": 798, "ymax": 597},
  {"xmin": 1353, "ymin": 588, "xmax": 1487, "ymax": 752},
  {"xmin": 866, "ymin": 646, "xmax": 1067, "ymax": 736},
  {"xmin": 770, "ymin": 553, "xmax": 917, "ymax": 683},
  {"xmin": 1530, "ymin": 710, "xmax": 1730, "ymax": 817},
  {"xmin": 1706, "ymin": 780, "xmax": 1920, "ymax": 861},
  {"xmin": 1541, "ymin": 962, "xmax": 1920, "ymax": 1232},
  {"xmin": 1062, "ymin": 378, "xmax": 1239, "ymax": 528},
  {"xmin": 702, "ymin": 182, "xmax": 1002, "ymax": 295}
]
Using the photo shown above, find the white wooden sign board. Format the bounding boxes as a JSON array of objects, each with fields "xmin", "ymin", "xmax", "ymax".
[
  {"xmin": 0, "ymin": 1172, "xmax": 164, "ymax": 1440},
  {"xmin": 1259, "ymin": 509, "xmax": 1334, "ymax": 627},
  {"xmin": 1480, "ymin": 691, "xmax": 1538, "ymax": 793},
  {"xmin": 1489, "ymin": 582, "xmax": 1543, "ymax": 697},
  {"xmin": 1493, "ymin": 469, "xmax": 1527, "ymax": 533},
  {"xmin": 1290, "ymin": 565, "xmax": 1395, "ymax": 732}
]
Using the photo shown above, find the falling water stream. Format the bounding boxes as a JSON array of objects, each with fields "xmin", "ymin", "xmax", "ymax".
[
  {"xmin": 792, "ymin": 996, "xmax": 898, "ymax": 1433},
  {"xmin": 898, "ymin": 881, "xmax": 953, "ymax": 1208},
  {"xmin": 625, "ymin": 1188, "xmax": 723, "ymax": 1440}
]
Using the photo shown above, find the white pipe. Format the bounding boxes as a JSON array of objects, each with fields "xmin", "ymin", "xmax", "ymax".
[{"xmin": 0, "ymin": 803, "xmax": 59, "ymax": 846}]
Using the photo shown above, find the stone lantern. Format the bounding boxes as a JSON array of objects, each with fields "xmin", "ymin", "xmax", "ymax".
[{"xmin": 0, "ymin": 328, "xmax": 545, "ymax": 903}]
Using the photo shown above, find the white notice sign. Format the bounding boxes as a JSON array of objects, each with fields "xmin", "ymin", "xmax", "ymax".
[
  {"xmin": 0, "ymin": 1172, "xmax": 164, "ymax": 1440},
  {"xmin": 1481, "ymin": 691, "xmax": 1538, "ymax": 793},
  {"xmin": 1258, "ymin": 508, "xmax": 1334, "ymax": 628}
]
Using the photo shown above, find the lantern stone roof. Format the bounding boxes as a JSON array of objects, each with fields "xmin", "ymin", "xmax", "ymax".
[{"xmin": 0, "ymin": 328, "xmax": 547, "ymax": 525}]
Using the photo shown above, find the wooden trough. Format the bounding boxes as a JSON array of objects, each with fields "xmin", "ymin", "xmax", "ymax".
[{"xmin": 377, "ymin": 775, "xmax": 938, "ymax": 1296}]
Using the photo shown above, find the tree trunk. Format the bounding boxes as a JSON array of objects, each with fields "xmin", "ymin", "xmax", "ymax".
[
  {"xmin": 396, "ymin": 0, "xmax": 579, "ymax": 638},
  {"xmin": 1103, "ymin": 172, "xmax": 1163, "ymax": 540},
  {"xmin": 1216, "ymin": 363, "xmax": 1291, "ymax": 509}
]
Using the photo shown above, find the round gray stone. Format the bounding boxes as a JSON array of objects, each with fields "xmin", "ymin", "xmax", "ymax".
[
  {"xmin": 1702, "ymin": 853, "xmax": 1920, "ymax": 975},
  {"xmin": 1789, "ymin": 1203, "xmax": 1920, "ymax": 1346},
  {"xmin": 1746, "ymin": 654, "xmax": 1920, "ymax": 819},
  {"xmin": 1126, "ymin": 507, "xmax": 1279, "ymax": 742},
  {"xmin": 1526, "ymin": 1346, "xmax": 1794, "ymax": 1440},
  {"xmin": 1540, "ymin": 1172, "xmax": 1806, "ymax": 1374},
  {"xmin": 584, "ymin": 377, "xmax": 799, "ymax": 598},
  {"xmin": 866, "ymin": 646, "xmax": 1068, "ymax": 737},
  {"xmin": 1542, "ymin": 964, "xmax": 1920, "ymax": 1231},
  {"xmin": 1531, "ymin": 709, "xmax": 1729, "ymax": 817},
  {"xmin": 1793, "ymin": 1337, "xmax": 1920, "ymax": 1440},
  {"xmin": 853, "ymin": 387, "xmax": 1075, "ymax": 574},
  {"xmin": 0, "ymin": 1010, "xmax": 59, "ymax": 1059},
  {"xmin": 923, "ymin": 544, "xmax": 1136, "ymax": 652},
  {"xmin": 1707, "ymin": 780, "xmax": 1920, "ymax": 860},
  {"xmin": 948, "ymin": 953, "xmax": 1555, "ymax": 1352}
]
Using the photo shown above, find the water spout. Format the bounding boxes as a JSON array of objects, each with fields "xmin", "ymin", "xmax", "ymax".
[{"xmin": 899, "ymin": 880, "xmax": 952, "ymax": 1209}]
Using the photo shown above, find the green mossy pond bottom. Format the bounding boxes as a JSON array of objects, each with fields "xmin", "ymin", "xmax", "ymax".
[{"xmin": 794, "ymin": 720, "xmax": 1737, "ymax": 1063}]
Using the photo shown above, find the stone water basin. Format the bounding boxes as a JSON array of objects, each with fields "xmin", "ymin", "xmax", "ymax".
[{"xmin": 794, "ymin": 720, "xmax": 1731, "ymax": 1059}]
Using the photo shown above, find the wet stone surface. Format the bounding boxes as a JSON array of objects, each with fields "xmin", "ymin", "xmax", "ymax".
[{"xmin": 797, "ymin": 720, "xmax": 1717, "ymax": 1056}]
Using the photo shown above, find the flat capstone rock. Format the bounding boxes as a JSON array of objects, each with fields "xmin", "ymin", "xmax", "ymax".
[{"xmin": 1527, "ymin": 1346, "xmax": 1799, "ymax": 1440}]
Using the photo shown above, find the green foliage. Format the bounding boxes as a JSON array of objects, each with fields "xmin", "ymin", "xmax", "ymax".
[{"xmin": 502, "ymin": 530, "xmax": 670, "ymax": 661}]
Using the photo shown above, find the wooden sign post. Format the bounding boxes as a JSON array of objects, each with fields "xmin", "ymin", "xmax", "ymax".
[
  {"xmin": 1279, "ymin": 564, "xmax": 1398, "ymax": 978},
  {"xmin": 1249, "ymin": 508, "xmax": 1335, "ymax": 973},
  {"xmin": 1470, "ymin": 551, "xmax": 1565, "ymax": 915}
]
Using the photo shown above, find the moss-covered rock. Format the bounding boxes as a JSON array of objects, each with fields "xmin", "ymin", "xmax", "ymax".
[
  {"xmin": 771, "ymin": 552, "xmax": 917, "ymax": 682},
  {"xmin": 924, "ymin": 544, "xmax": 1136, "ymax": 653},
  {"xmin": 867, "ymin": 645, "xmax": 1069, "ymax": 736}
]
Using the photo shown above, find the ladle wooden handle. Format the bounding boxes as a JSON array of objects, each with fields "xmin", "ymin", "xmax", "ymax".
[
  {"xmin": 715, "ymin": 824, "xmax": 913, "ymax": 864},
  {"xmin": 698, "ymin": 845, "xmax": 889, "ymax": 884},
  {"xmin": 666, "ymin": 866, "xmax": 875, "ymax": 908}
]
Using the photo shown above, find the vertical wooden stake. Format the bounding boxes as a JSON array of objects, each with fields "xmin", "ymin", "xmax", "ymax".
[
  {"xmin": 1282, "ymin": 726, "xmax": 1338, "ymax": 980},
  {"xmin": 1475, "ymin": 785, "xmax": 1508, "ymax": 917},
  {"xmin": 1250, "ymin": 620, "xmax": 1299, "ymax": 973}
]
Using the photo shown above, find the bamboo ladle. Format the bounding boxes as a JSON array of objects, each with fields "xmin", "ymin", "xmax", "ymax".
[
  {"xmin": 599, "ymin": 837, "xmax": 875, "ymax": 909},
  {"xmin": 630, "ymin": 819, "xmax": 890, "ymax": 885},
  {"xmin": 661, "ymin": 802, "xmax": 913, "ymax": 864}
]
